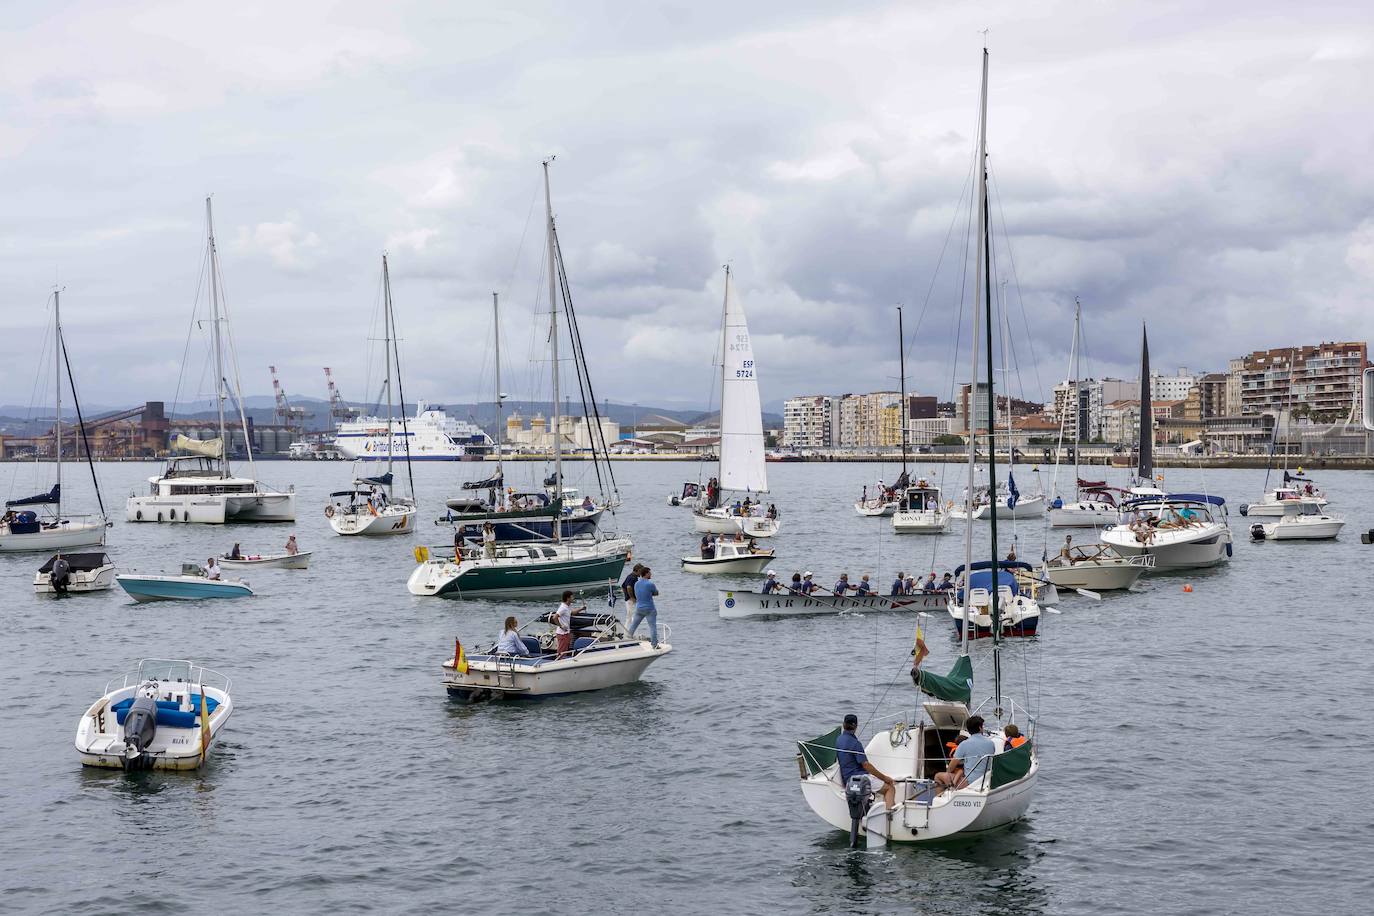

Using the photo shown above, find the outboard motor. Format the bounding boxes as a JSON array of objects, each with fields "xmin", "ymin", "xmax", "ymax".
[
  {"xmin": 845, "ymin": 774, "xmax": 874, "ymax": 848},
  {"xmin": 122, "ymin": 684, "xmax": 160, "ymax": 770},
  {"xmin": 51, "ymin": 556, "xmax": 71, "ymax": 594},
  {"xmin": 1249, "ymin": 523, "xmax": 1266, "ymax": 541}
]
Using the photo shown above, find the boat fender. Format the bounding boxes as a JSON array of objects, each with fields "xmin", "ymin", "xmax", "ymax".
[
  {"xmin": 1225, "ymin": 541, "xmax": 1233, "ymax": 557},
  {"xmin": 1249, "ymin": 524, "xmax": 1266, "ymax": 541},
  {"xmin": 157, "ymin": 512, "xmax": 162, "ymax": 522},
  {"xmin": 136, "ymin": 510, "xmax": 142, "ymax": 520},
  {"xmin": 123, "ymin": 694, "xmax": 159, "ymax": 765},
  {"xmin": 169, "ymin": 509, "xmax": 176, "ymax": 521},
  {"xmin": 324, "ymin": 505, "xmax": 335, "ymax": 519}
]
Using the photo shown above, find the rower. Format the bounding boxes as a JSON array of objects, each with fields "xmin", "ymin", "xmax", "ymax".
[{"xmin": 761, "ymin": 570, "xmax": 783, "ymax": 594}]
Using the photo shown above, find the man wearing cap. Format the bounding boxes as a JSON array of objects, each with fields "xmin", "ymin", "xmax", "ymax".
[
  {"xmin": 800, "ymin": 572, "xmax": 818, "ymax": 595},
  {"xmin": 836, "ymin": 714, "xmax": 896, "ymax": 811},
  {"xmin": 761, "ymin": 570, "xmax": 783, "ymax": 594},
  {"xmin": 934, "ymin": 715, "xmax": 999, "ymax": 794}
]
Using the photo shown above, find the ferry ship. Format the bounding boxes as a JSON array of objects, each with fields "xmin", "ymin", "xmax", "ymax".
[{"xmin": 334, "ymin": 402, "xmax": 492, "ymax": 461}]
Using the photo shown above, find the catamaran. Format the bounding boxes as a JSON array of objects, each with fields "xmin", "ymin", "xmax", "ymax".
[
  {"xmin": 2, "ymin": 289, "xmax": 109, "ymax": 552},
  {"xmin": 799, "ymin": 51, "xmax": 1037, "ymax": 845},
  {"xmin": 692, "ymin": 266, "xmax": 779, "ymax": 538},
  {"xmin": 408, "ymin": 159, "xmax": 631, "ymax": 599},
  {"xmin": 126, "ymin": 198, "xmax": 295, "ymax": 525},
  {"xmin": 327, "ymin": 255, "xmax": 418, "ymax": 537}
]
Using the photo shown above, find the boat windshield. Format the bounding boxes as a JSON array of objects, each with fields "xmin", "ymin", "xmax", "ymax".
[
  {"xmin": 1121, "ymin": 502, "xmax": 1214, "ymax": 526},
  {"xmin": 136, "ymin": 659, "xmax": 194, "ymax": 684}
]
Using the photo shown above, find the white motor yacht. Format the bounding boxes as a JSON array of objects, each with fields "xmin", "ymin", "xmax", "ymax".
[
  {"xmin": 1250, "ymin": 502, "xmax": 1344, "ymax": 541},
  {"xmin": 1042, "ymin": 544, "xmax": 1153, "ymax": 591},
  {"xmin": 75, "ymin": 659, "xmax": 233, "ymax": 771},
  {"xmin": 892, "ymin": 481, "xmax": 949, "ymax": 534},
  {"xmin": 682, "ymin": 538, "xmax": 774, "ymax": 574},
  {"xmin": 35, "ymin": 552, "xmax": 116, "ymax": 594},
  {"xmin": 1100, "ymin": 494, "xmax": 1233, "ymax": 570},
  {"xmin": 1242, "ymin": 484, "xmax": 1328, "ymax": 518},
  {"xmin": 443, "ymin": 612, "xmax": 669, "ymax": 700}
]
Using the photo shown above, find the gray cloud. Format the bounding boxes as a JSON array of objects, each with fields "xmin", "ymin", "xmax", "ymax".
[{"xmin": 2, "ymin": 0, "xmax": 1372, "ymax": 416}]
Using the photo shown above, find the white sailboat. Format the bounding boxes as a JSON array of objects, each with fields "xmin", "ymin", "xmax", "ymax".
[
  {"xmin": 127, "ymin": 198, "xmax": 295, "ymax": 525},
  {"xmin": 1, "ymin": 289, "xmax": 109, "ymax": 552},
  {"xmin": 1048, "ymin": 300, "xmax": 1123, "ymax": 528},
  {"xmin": 328, "ymin": 255, "xmax": 418, "ymax": 537},
  {"xmin": 800, "ymin": 51, "xmax": 1036, "ymax": 845},
  {"xmin": 891, "ymin": 305, "xmax": 949, "ymax": 535},
  {"xmin": 693, "ymin": 267, "xmax": 779, "ymax": 538}
]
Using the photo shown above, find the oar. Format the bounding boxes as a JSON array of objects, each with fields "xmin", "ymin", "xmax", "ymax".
[{"xmin": 1072, "ymin": 586, "xmax": 1103, "ymax": 601}]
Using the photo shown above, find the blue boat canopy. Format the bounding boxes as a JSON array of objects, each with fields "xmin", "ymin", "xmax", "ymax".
[
  {"xmin": 1122, "ymin": 493, "xmax": 1225, "ymax": 509},
  {"xmin": 953, "ymin": 559, "xmax": 1034, "ymax": 576}
]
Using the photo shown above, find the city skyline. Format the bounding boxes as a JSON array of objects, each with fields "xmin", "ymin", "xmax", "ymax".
[{"xmin": 3, "ymin": 2, "xmax": 1374, "ymax": 411}]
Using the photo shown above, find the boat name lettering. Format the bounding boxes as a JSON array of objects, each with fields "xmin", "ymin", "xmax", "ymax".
[{"xmin": 951, "ymin": 800, "xmax": 982, "ymax": 808}]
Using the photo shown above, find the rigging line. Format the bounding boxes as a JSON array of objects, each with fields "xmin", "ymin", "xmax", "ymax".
[
  {"xmin": 551, "ymin": 227, "xmax": 614, "ymax": 501},
  {"xmin": 9, "ymin": 300, "xmax": 55, "ymax": 499},
  {"xmin": 365, "ymin": 266, "xmax": 387, "ymax": 416},
  {"xmin": 60, "ymin": 330, "xmax": 107, "ymax": 519},
  {"xmin": 988, "ymin": 166, "xmax": 1046, "ymax": 403},
  {"xmin": 212, "ymin": 248, "xmax": 259, "ymax": 477},
  {"xmin": 696, "ymin": 271, "xmax": 728, "ymax": 489},
  {"xmin": 387, "ymin": 260, "xmax": 418, "ymax": 502},
  {"xmin": 902, "ymin": 153, "xmax": 979, "ymax": 377},
  {"xmin": 170, "ymin": 246, "xmax": 210, "ymax": 423}
]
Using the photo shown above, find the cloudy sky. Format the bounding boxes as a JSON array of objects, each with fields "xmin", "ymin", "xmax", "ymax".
[{"xmin": 2, "ymin": 0, "xmax": 1372, "ymax": 415}]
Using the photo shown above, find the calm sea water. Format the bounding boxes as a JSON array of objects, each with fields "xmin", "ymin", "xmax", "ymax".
[{"xmin": 1, "ymin": 458, "xmax": 1369, "ymax": 915}]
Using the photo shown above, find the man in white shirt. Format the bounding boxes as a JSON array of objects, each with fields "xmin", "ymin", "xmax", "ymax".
[
  {"xmin": 554, "ymin": 590, "xmax": 585, "ymax": 658},
  {"xmin": 203, "ymin": 557, "xmax": 222, "ymax": 581}
]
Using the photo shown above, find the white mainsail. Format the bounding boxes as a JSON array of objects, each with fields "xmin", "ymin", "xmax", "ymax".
[{"xmin": 717, "ymin": 269, "xmax": 768, "ymax": 494}]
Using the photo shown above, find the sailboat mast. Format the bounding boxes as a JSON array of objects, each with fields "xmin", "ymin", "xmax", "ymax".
[
  {"xmin": 543, "ymin": 158, "xmax": 563, "ymax": 541},
  {"xmin": 1138, "ymin": 325, "xmax": 1152, "ymax": 486},
  {"xmin": 898, "ymin": 305, "xmax": 908, "ymax": 475},
  {"xmin": 54, "ymin": 289, "xmax": 62, "ymax": 512},
  {"xmin": 205, "ymin": 197, "xmax": 230, "ymax": 478},
  {"xmin": 382, "ymin": 254, "xmax": 395, "ymax": 484},
  {"xmin": 719, "ymin": 265, "xmax": 731, "ymax": 488},
  {"xmin": 493, "ymin": 291, "xmax": 503, "ymax": 489},
  {"xmin": 1071, "ymin": 299, "xmax": 1081, "ymax": 497},
  {"xmin": 979, "ymin": 48, "xmax": 1003, "ymax": 710},
  {"xmin": 960, "ymin": 47, "xmax": 990, "ymax": 658}
]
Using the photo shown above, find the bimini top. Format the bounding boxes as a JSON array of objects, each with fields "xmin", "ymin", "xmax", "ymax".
[
  {"xmin": 953, "ymin": 560, "xmax": 1034, "ymax": 576},
  {"xmin": 39, "ymin": 552, "xmax": 111, "ymax": 572},
  {"xmin": 1122, "ymin": 492, "xmax": 1226, "ymax": 509}
]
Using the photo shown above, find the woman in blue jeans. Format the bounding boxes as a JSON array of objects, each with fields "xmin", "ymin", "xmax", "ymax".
[{"xmin": 630, "ymin": 567, "xmax": 660, "ymax": 648}]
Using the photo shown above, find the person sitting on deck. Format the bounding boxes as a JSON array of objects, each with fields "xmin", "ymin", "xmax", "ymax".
[
  {"xmin": 733, "ymin": 530, "xmax": 746, "ymax": 543},
  {"xmin": 761, "ymin": 571, "xmax": 783, "ymax": 594},
  {"xmin": 582, "ymin": 495, "xmax": 595, "ymax": 511},
  {"xmin": 746, "ymin": 537, "xmax": 759, "ymax": 553},
  {"xmin": 1003, "ymin": 723, "xmax": 1027, "ymax": 750},
  {"xmin": 890, "ymin": 572, "xmax": 906, "ymax": 596},
  {"xmin": 495, "ymin": 616, "xmax": 530, "ymax": 656},
  {"xmin": 836, "ymin": 713, "xmax": 896, "ymax": 812},
  {"xmin": 1058, "ymin": 535, "xmax": 1075, "ymax": 563},
  {"xmin": 934, "ymin": 716, "xmax": 998, "ymax": 794},
  {"xmin": 833, "ymin": 573, "xmax": 852, "ymax": 595},
  {"xmin": 800, "ymin": 572, "xmax": 818, "ymax": 595},
  {"xmin": 854, "ymin": 575, "xmax": 873, "ymax": 596}
]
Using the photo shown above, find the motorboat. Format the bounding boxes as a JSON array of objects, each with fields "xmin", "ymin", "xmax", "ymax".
[
  {"xmin": 127, "ymin": 199, "xmax": 295, "ymax": 525},
  {"xmin": 719, "ymin": 588, "xmax": 947, "ymax": 619},
  {"xmin": 1250, "ymin": 502, "xmax": 1344, "ymax": 541},
  {"xmin": 1242, "ymin": 481, "xmax": 1329, "ymax": 518},
  {"xmin": 1100, "ymin": 493, "xmax": 1233, "ymax": 570},
  {"xmin": 682, "ymin": 539, "xmax": 774, "ymax": 574},
  {"xmin": 945, "ymin": 561, "xmax": 1043, "ymax": 638},
  {"xmin": 891, "ymin": 481, "xmax": 949, "ymax": 534},
  {"xmin": 1041, "ymin": 544, "xmax": 1153, "ymax": 591},
  {"xmin": 1, "ymin": 289, "xmax": 109, "ymax": 553},
  {"xmin": 690, "ymin": 266, "xmax": 781, "ymax": 538},
  {"xmin": 1047, "ymin": 485, "xmax": 1125, "ymax": 528},
  {"xmin": 115, "ymin": 565, "xmax": 254, "ymax": 602},
  {"xmin": 668, "ymin": 482, "xmax": 700, "ymax": 507},
  {"xmin": 218, "ymin": 551, "xmax": 311, "ymax": 570},
  {"xmin": 408, "ymin": 537, "xmax": 631, "ymax": 599},
  {"xmin": 442, "ymin": 612, "xmax": 670, "ymax": 700},
  {"xmin": 75, "ymin": 659, "xmax": 232, "ymax": 770},
  {"xmin": 35, "ymin": 551, "xmax": 116, "ymax": 594},
  {"xmin": 854, "ymin": 481, "xmax": 899, "ymax": 517}
]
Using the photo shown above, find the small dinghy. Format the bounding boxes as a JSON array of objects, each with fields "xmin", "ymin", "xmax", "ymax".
[
  {"xmin": 75, "ymin": 659, "xmax": 232, "ymax": 771},
  {"xmin": 443, "ymin": 612, "xmax": 670, "ymax": 701},
  {"xmin": 116, "ymin": 564, "xmax": 253, "ymax": 602},
  {"xmin": 682, "ymin": 539, "xmax": 774, "ymax": 574},
  {"xmin": 35, "ymin": 551, "xmax": 116, "ymax": 594},
  {"xmin": 218, "ymin": 551, "xmax": 311, "ymax": 570}
]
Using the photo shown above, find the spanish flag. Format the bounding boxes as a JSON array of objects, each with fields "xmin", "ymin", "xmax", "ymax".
[{"xmin": 454, "ymin": 637, "xmax": 469, "ymax": 674}]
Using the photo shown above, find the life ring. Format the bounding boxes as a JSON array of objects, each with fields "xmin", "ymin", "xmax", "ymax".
[{"xmin": 324, "ymin": 505, "xmax": 335, "ymax": 518}]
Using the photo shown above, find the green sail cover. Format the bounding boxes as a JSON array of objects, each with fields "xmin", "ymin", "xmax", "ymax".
[
  {"xmin": 990, "ymin": 739, "xmax": 1033, "ymax": 789},
  {"xmin": 916, "ymin": 655, "xmax": 973, "ymax": 705},
  {"xmin": 797, "ymin": 726, "xmax": 840, "ymax": 777}
]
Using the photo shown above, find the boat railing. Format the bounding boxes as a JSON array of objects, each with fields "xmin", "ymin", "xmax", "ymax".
[{"xmin": 105, "ymin": 661, "xmax": 230, "ymax": 701}]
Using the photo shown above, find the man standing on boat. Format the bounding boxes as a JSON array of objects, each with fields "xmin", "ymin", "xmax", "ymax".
[
  {"xmin": 554, "ymin": 591, "xmax": 583, "ymax": 658},
  {"xmin": 482, "ymin": 522, "xmax": 497, "ymax": 559},
  {"xmin": 837, "ymin": 714, "xmax": 896, "ymax": 812},
  {"xmin": 629, "ymin": 567, "xmax": 660, "ymax": 649},
  {"xmin": 621, "ymin": 564, "xmax": 642, "ymax": 624}
]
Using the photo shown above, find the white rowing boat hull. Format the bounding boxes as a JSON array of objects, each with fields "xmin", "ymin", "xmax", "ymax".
[{"xmin": 718, "ymin": 590, "xmax": 946, "ymax": 618}]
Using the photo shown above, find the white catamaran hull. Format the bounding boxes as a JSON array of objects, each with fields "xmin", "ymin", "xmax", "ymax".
[
  {"xmin": 127, "ymin": 492, "xmax": 295, "ymax": 524},
  {"xmin": 0, "ymin": 520, "xmax": 106, "ymax": 553}
]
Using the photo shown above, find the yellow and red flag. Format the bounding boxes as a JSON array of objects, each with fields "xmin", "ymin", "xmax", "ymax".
[
  {"xmin": 454, "ymin": 637, "xmax": 469, "ymax": 674},
  {"xmin": 199, "ymin": 691, "xmax": 210, "ymax": 761}
]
